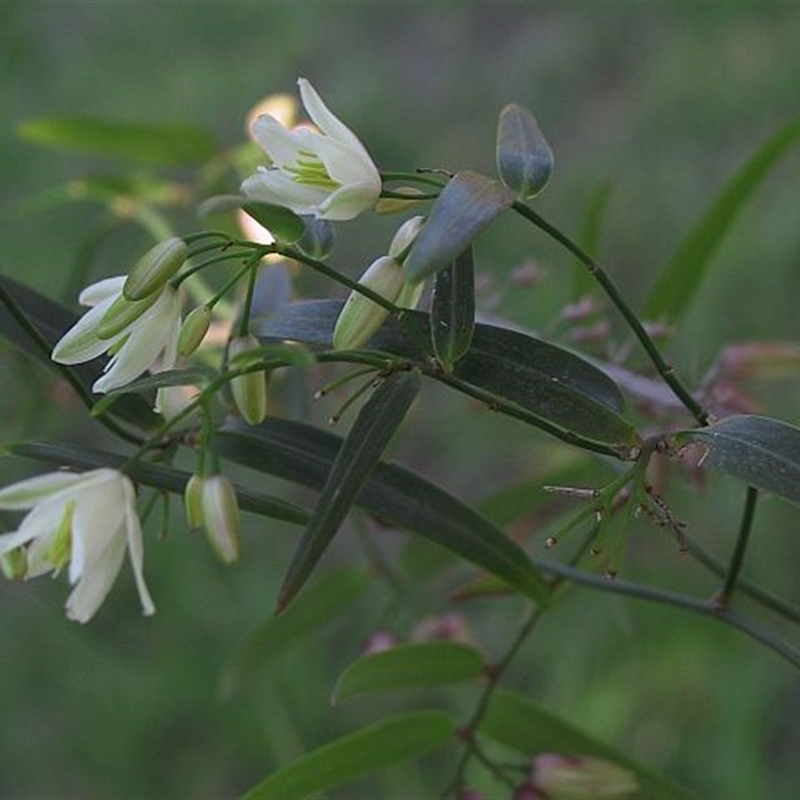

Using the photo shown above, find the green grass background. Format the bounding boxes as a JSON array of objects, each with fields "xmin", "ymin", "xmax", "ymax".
[{"xmin": 2, "ymin": 2, "xmax": 800, "ymax": 798}]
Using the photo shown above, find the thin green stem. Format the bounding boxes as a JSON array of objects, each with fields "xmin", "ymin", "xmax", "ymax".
[
  {"xmin": 238, "ymin": 260, "xmax": 260, "ymax": 336},
  {"xmin": 684, "ymin": 532, "xmax": 800, "ymax": 627},
  {"xmin": 0, "ymin": 281, "xmax": 144, "ymax": 446},
  {"xmin": 512, "ymin": 201, "xmax": 709, "ymax": 426},
  {"xmin": 380, "ymin": 188, "xmax": 440, "ymax": 201},
  {"xmin": 531, "ymin": 556, "xmax": 800, "ymax": 671},
  {"xmin": 716, "ymin": 486, "xmax": 759, "ymax": 608},
  {"xmin": 380, "ymin": 171, "xmax": 447, "ymax": 188},
  {"xmin": 173, "ymin": 250, "xmax": 252, "ymax": 288}
]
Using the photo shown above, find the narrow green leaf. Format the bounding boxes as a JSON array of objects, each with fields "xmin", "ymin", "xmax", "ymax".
[
  {"xmin": 403, "ymin": 172, "xmax": 515, "ymax": 283},
  {"xmin": 277, "ymin": 372, "xmax": 421, "ymax": 611},
  {"xmin": 7, "ymin": 440, "xmax": 308, "ymax": 526},
  {"xmin": 496, "ymin": 103, "xmax": 554, "ymax": 198},
  {"xmin": 674, "ymin": 414, "xmax": 800, "ymax": 506},
  {"xmin": 215, "ymin": 418, "xmax": 552, "ymax": 605},
  {"xmin": 255, "ymin": 300, "xmax": 640, "ymax": 459},
  {"xmin": 220, "ymin": 567, "xmax": 370, "ymax": 698},
  {"xmin": 481, "ymin": 689, "xmax": 694, "ymax": 800},
  {"xmin": 430, "ymin": 246, "xmax": 475, "ymax": 371},
  {"xmin": 241, "ymin": 201, "xmax": 306, "ymax": 244},
  {"xmin": 333, "ymin": 641, "xmax": 484, "ymax": 702},
  {"xmin": 0, "ymin": 275, "xmax": 159, "ymax": 430},
  {"xmin": 644, "ymin": 117, "xmax": 800, "ymax": 322},
  {"xmin": 572, "ymin": 178, "xmax": 613, "ymax": 300},
  {"xmin": 241, "ymin": 710, "xmax": 455, "ymax": 800},
  {"xmin": 17, "ymin": 116, "xmax": 218, "ymax": 165}
]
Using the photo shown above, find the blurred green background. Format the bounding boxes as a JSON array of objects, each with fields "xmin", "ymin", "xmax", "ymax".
[{"xmin": 2, "ymin": 1, "xmax": 800, "ymax": 798}]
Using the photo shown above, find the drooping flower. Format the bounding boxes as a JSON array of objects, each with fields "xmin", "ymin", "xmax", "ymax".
[
  {"xmin": 0, "ymin": 468, "xmax": 155, "ymax": 623},
  {"xmin": 52, "ymin": 276, "xmax": 182, "ymax": 394},
  {"xmin": 241, "ymin": 78, "xmax": 381, "ymax": 221},
  {"xmin": 201, "ymin": 475, "xmax": 240, "ymax": 564}
]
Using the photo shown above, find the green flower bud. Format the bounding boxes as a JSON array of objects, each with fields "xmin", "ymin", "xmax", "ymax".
[
  {"xmin": 179, "ymin": 306, "xmax": 212, "ymax": 357},
  {"xmin": 123, "ymin": 237, "xmax": 188, "ymax": 301},
  {"xmin": 229, "ymin": 334, "xmax": 268, "ymax": 425},
  {"xmin": 395, "ymin": 279, "xmax": 426, "ymax": 311},
  {"xmin": 388, "ymin": 215, "xmax": 425, "ymax": 262},
  {"xmin": 184, "ymin": 474, "xmax": 205, "ymax": 530},
  {"xmin": 96, "ymin": 290, "xmax": 161, "ymax": 340},
  {"xmin": 333, "ymin": 256, "xmax": 405, "ymax": 350},
  {"xmin": 201, "ymin": 475, "xmax": 240, "ymax": 564},
  {"xmin": 532, "ymin": 754, "xmax": 638, "ymax": 800}
]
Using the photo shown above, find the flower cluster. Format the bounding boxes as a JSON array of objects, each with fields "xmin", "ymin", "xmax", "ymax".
[
  {"xmin": 0, "ymin": 469, "xmax": 154, "ymax": 623},
  {"xmin": 5, "ymin": 78, "xmax": 397, "ymax": 622}
]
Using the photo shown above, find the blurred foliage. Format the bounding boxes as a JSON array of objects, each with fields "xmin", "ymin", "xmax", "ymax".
[{"xmin": 2, "ymin": 2, "xmax": 800, "ymax": 798}]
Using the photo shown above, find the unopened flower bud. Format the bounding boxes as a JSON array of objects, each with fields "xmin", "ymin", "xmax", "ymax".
[
  {"xmin": 532, "ymin": 754, "xmax": 638, "ymax": 800},
  {"xmin": 179, "ymin": 306, "xmax": 212, "ymax": 357},
  {"xmin": 333, "ymin": 256, "xmax": 405, "ymax": 350},
  {"xmin": 201, "ymin": 475, "xmax": 240, "ymax": 564},
  {"xmin": 124, "ymin": 237, "xmax": 188, "ymax": 301},
  {"xmin": 395, "ymin": 279, "xmax": 426, "ymax": 311},
  {"xmin": 96, "ymin": 290, "xmax": 162, "ymax": 340},
  {"xmin": 184, "ymin": 474, "xmax": 205, "ymax": 530},
  {"xmin": 229, "ymin": 334, "xmax": 268, "ymax": 425},
  {"xmin": 388, "ymin": 215, "xmax": 425, "ymax": 261}
]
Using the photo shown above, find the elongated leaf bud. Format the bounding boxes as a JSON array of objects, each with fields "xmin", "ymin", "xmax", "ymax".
[{"xmin": 124, "ymin": 237, "xmax": 188, "ymax": 301}]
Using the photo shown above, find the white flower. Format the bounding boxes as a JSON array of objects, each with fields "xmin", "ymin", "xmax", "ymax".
[
  {"xmin": 241, "ymin": 78, "xmax": 381, "ymax": 221},
  {"xmin": 52, "ymin": 276, "xmax": 182, "ymax": 393},
  {"xmin": 0, "ymin": 468, "xmax": 155, "ymax": 623}
]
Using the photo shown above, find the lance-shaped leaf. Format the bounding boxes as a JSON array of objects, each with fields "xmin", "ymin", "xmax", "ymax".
[
  {"xmin": 481, "ymin": 690, "xmax": 693, "ymax": 800},
  {"xmin": 215, "ymin": 418, "xmax": 552, "ymax": 605},
  {"xmin": 241, "ymin": 710, "xmax": 455, "ymax": 800},
  {"xmin": 674, "ymin": 414, "xmax": 800, "ymax": 506},
  {"xmin": 255, "ymin": 300, "xmax": 640, "ymax": 459},
  {"xmin": 17, "ymin": 116, "xmax": 218, "ymax": 165},
  {"xmin": 333, "ymin": 641, "xmax": 485, "ymax": 702},
  {"xmin": 644, "ymin": 116, "xmax": 800, "ymax": 323},
  {"xmin": 430, "ymin": 246, "xmax": 475, "ymax": 371},
  {"xmin": 240, "ymin": 200, "xmax": 306, "ymax": 243},
  {"xmin": 403, "ymin": 172, "xmax": 515, "ymax": 283},
  {"xmin": 7, "ymin": 440, "xmax": 308, "ymax": 526},
  {"xmin": 496, "ymin": 103, "xmax": 554, "ymax": 198},
  {"xmin": 277, "ymin": 371, "xmax": 421, "ymax": 611},
  {"xmin": 0, "ymin": 275, "xmax": 159, "ymax": 430},
  {"xmin": 220, "ymin": 567, "xmax": 371, "ymax": 698}
]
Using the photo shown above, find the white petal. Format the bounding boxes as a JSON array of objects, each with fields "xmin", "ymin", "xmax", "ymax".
[
  {"xmin": 65, "ymin": 532, "xmax": 127, "ymax": 623},
  {"xmin": 78, "ymin": 276, "xmax": 126, "ymax": 307},
  {"xmin": 313, "ymin": 134, "xmax": 380, "ymax": 188},
  {"xmin": 51, "ymin": 293, "xmax": 123, "ymax": 364},
  {"xmin": 91, "ymin": 291, "xmax": 179, "ymax": 393},
  {"xmin": 122, "ymin": 481, "xmax": 156, "ymax": 616},
  {"xmin": 250, "ymin": 115, "xmax": 308, "ymax": 168},
  {"xmin": 298, "ymin": 78, "xmax": 370, "ymax": 158},
  {"xmin": 318, "ymin": 181, "xmax": 383, "ymax": 221},
  {"xmin": 241, "ymin": 171, "xmax": 330, "ymax": 215},
  {"xmin": 0, "ymin": 472, "xmax": 82, "ymax": 510},
  {"xmin": 0, "ymin": 527, "xmax": 37, "ymax": 554}
]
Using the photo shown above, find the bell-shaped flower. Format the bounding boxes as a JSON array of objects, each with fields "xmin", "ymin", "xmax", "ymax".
[
  {"xmin": 241, "ymin": 78, "xmax": 381, "ymax": 221},
  {"xmin": 0, "ymin": 468, "xmax": 155, "ymax": 623},
  {"xmin": 52, "ymin": 276, "xmax": 182, "ymax": 394}
]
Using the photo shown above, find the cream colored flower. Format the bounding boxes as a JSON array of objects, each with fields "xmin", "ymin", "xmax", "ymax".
[
  {"xmin": 52, "ymin": 276, "xmax": 182, "ymax": 393},
  {"xmin": 0, "ymin": 468, "xmax": 155, "ymax": 623},
  {"xmin": 242, "ymin": 78, "xmax": 381, "ymax": 221}
]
